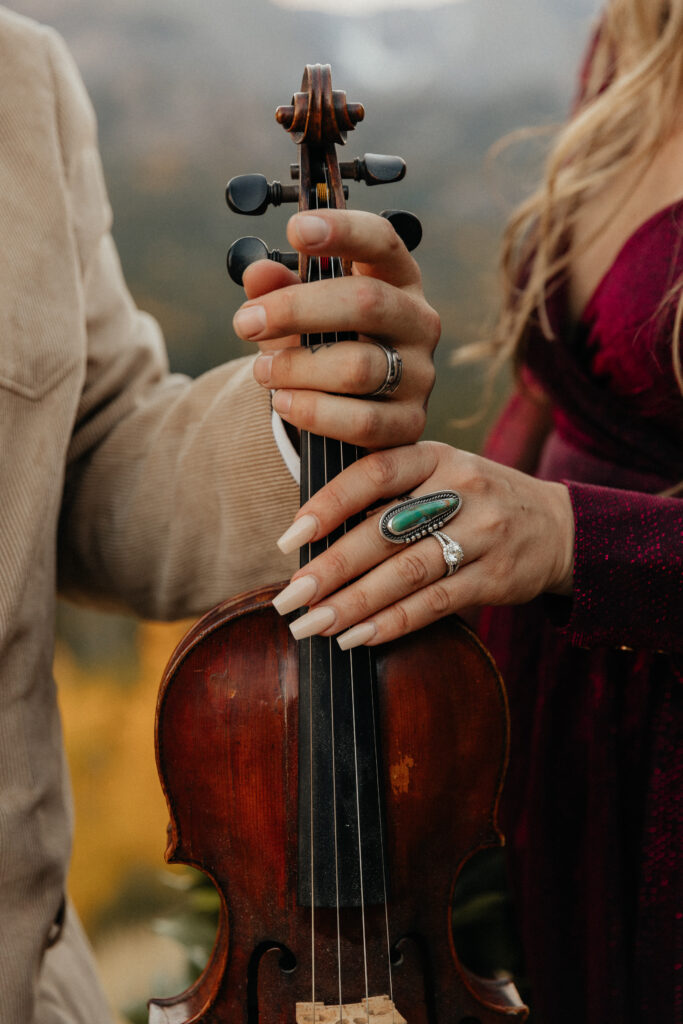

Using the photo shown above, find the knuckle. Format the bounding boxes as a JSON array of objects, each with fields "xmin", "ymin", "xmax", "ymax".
[
  {"xmin": 344, "ymin": 346, "xmax": 377, "ymax": 392},
  {"xmin": 423, "ymin": 581, "xmax": 452, "ymax": 616},
  {"xmin": 395, "ymin": 550, "xmax": 431, "ymax": 589},
  {"xmin": 290, "ymin": 391, "xmax": 317, "ymax": 431},
  {"xmin": 388, "ymin": 600, "xmax": 410, "ymax": 635},
  {"xmin": 362, "ymin": 449, "xmax": 399, "ymax": 490},
  {"xmin": 402, "ymin": 404, "xmax": 427, "ymax": 443},
  {"xmin": 424, "ymin": 305, "xmax": 442, "ymax": 349},
  {"xmin": 423, "ymin": 359, "xmax": 437, "ymax": 397},
  {"xmin": 403, "ymin": 293, "xmax": 441, "ymax": 350},
  {"xmin": 457, "ymin": 453, "xmax": 491, "ymax": 497},
  {"xmin": 271, "ymin": 288, "xmax": 297, "ymax": 330},
  {"xmin": 379, "ymin": 215, "xmax": 404, "ymax": 254},
  {"xmin": 324, "ymin": 546, "xmax": 353, "ymax": 584},
  {"xmin": 273, "ymin": 347, "xmax": 295, "ymax": 381},
  {"xmin": 481, "ymin": 506, "xmax": 511, "ymax": 546},
  {"xmin": 355, "ymin": 402, "xmax": 383, "ymax": 447},
  {"xmin": 354, "ymin": 278, "xmax": 385, "ymax": 322},
  {"xmin": 349, "ymin": 585, "xmax": 373, "ymax": 619}
]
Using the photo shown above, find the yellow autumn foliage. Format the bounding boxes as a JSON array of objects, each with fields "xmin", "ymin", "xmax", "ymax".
[{"xmin": 55, "ymin": 619, "xmax": 191, "ymax": 930}]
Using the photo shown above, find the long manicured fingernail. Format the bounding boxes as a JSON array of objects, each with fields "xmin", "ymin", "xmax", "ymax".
[
  {"xmin": 337, "ymin": 623, "xmax": 377, "ymax": 650},
  {"xmin": 277, "ymin": 513, "xmax": 318, "ymax": 554},
  {"xmin": 272, "ymin": 575, "xmax": 319, "ymax": 615},
  {"xmin": 293, "ymin": 214, "xmax": 331, "ymax": 246},
  {"xmin": 271, "ymin": 389, "xmax": 292, "ymax": 415},
  {"xmin": 289, "ymin": 606, "xmax": 336, "ymax": 640},
  {"xmin": 253, "ymin": 353, "xmax": 273, "ymax": 384},
  {"xmin": 233, "ymin": 304, "xmax": 266, "ymax": 339}
]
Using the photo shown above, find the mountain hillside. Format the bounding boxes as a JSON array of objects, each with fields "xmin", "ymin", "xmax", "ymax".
[{"xmin": 8, "ymin": 0, "xmax": 598, "ymax": 444}]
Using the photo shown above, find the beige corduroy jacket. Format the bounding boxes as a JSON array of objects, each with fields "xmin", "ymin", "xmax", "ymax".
[{"xmin": 0, "ymin": 8, "xmax": 298, "ymax": 1021}]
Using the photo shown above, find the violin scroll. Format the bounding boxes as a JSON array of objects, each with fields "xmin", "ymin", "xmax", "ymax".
[
  {"xmin": 225, "ymin": 63, "xmax": 421, "ymax": 286},
  {"xmin": 275, "ymin": 63, "xmax": 364, "ymax": 145}
]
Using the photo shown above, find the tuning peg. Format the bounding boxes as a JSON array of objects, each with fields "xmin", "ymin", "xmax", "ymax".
[
  {"xmin": 288, "ymin": 155, "xmax": 405, "ymax": 186},
  {"xmin": 380, "ymin": 210, "xmax": 422, "ymax": 252},
  {"xmin": 226, "ymin": 174, "xmax": 299, "ymax": 216},
  {"xmin": 227, "ymin": 236, "xmax": 298, "ymax": 286},
  {"xmin": 339, "ymin": 154, "xmax": 406, "ymax": 186}
]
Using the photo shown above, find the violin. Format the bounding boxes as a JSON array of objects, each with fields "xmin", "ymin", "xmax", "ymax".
[{"xmin": 149, "ymin": 65, "xmax": 528, "ymax": 1024}]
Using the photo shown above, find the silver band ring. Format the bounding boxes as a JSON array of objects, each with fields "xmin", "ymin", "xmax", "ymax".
[
  {"xmin": 366, "ymin": 343, "xmax": 403, "ymax": 397},
  {"xmin": 432, "ymin": 531, "xmax": 464, "ymax": 576}
]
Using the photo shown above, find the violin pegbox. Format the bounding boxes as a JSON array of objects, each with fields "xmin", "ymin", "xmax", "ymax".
[{"xmin": 225, "ymin": 63, "xmax": 421, "ymax": 286}]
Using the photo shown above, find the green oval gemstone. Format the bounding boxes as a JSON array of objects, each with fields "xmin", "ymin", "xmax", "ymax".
[{"xmin": 388, "ymin": 496, "xmax": 459, "ymax": 536}]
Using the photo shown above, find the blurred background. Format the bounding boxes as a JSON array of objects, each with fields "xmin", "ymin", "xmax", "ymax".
[{"xmin": 9, "ymin": 0, "xmax": 598, "ymax": 1019}]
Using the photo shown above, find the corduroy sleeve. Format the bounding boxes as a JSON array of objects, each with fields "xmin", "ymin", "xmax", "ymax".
[{"xmin": 50, "ymin": 29, "xmax": 299, "ymax": 619}]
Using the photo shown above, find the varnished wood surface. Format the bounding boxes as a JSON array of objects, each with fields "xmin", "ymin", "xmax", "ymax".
[{"xmin": 149, "ymin": 585, "xmax": 527, "ymax": 1023}]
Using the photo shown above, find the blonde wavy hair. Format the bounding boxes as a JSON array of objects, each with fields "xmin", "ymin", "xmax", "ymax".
[{"xmin": 493, "ymin": 0, "xmax": 683, "ymax": 393}]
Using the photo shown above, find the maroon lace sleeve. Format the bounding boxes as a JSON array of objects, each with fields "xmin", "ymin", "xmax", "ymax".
[{"xmin": 554, "ymin": 482, "xmax": 683, "ymax": 652}]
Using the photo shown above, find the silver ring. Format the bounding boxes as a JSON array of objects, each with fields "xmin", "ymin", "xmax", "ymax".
[
  {"xmin": 379, "ymin": 490, "xmax": 462, "ymax": 544},
  {"xmin": 432, "ymin": 531, "xmax": 464, "ymax": 576},
  {"xmin": 366, "ymin": 343, "xmax": 403, "ymax": 397}
]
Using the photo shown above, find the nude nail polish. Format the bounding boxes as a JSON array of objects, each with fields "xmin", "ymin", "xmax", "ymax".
[
  {"xmin": 289, "ymin": 606, "xmax": 336, "ymax": 640},
  {"xmin": 272, "ymin": 575, "xmax": 318, "ymax": 615},
  {"xmin": 277, "ymin": 513, "xmax": 318, "ymax": 554},
  {"xmin": 337, "ymin": 623, "xmax": 377, "ymax": 651}
]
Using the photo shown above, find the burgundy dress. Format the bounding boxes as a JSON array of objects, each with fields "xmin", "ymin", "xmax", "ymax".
[{"xmin": 481, "ymin": 202, "xmax": 683, "ymax": 1022}]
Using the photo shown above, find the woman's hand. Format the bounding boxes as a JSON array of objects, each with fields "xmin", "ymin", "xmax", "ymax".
[
  {"xmin": 232, "ymin": 209, "xmax": 440, "ymax": 449},
  {"xmin": 270, "ymin": 441, "xmax": 576, "ymax": 648}
]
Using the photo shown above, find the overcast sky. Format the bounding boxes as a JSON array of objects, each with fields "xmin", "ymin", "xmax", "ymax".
[{"xmin": 273, "ymin": 0, "xmax": 468, "ymax": 13}]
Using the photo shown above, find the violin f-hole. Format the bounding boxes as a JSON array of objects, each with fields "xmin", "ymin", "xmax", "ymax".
[{"xmin": 248, "ymin": 941, "xmax": 298, "ymax": 1024}]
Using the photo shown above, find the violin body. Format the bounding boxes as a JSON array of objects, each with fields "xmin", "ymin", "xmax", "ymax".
[{"xmin": 149, "ymin": 584, "xmax": 525, "ymax": 1023}]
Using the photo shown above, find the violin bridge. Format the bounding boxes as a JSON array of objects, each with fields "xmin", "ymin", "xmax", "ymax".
[{"xmin": 296, "ymin": 995, "xmax": 407, "ymax": 1023}]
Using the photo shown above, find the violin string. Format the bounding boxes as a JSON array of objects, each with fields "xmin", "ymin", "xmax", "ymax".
[
  {"xmin": 328, "ymin": 261, "xmax": 395, "ymax": 1021},
  {"xmin": 305, "ymin": 195, "xmax": 318, "ymax": 1020},
  {"xmin": 321, "ymin": 170, "xmax": 373, "ymax": 1022},
  {"xmin": 305, "ymin": 356, "xmax": 316, "ymax": 1018},
  {"xmin": 368, "ymin": 640, "xmax": 396, "ymax": 1016},
  {"xmin": 317, "ymin": 174, "xmax": 345, "ymax": 1016}
]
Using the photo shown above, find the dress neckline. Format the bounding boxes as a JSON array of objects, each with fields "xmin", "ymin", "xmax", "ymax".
[{"xmin": 577, "ymin": 196, "xmax": 683, "ymax": 324}]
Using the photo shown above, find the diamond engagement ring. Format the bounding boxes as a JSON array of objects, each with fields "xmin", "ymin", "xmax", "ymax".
[{"xmin": 432, "ymin": 531, "xmax": 464, "ymax": 576}]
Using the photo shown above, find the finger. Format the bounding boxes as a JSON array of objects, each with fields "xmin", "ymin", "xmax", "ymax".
[
  {"xmin": 338, "ymin": 568, "xmax": 483, "ymax": 648},
  {"xmin": 277, "ymin": 444, "xmax": 448, "ymax": 547},
  {"xmin": 287, "ymin": 209, "xmax": 421, "ymax": 289},
  {"xmin": 233, "ymin": 273, "xmax": 435, "ymax": 351},
  {"xmin": 275, "ymin": 505, "xmax": 401, "ymax": 614},
  {"xmin": 271, "ymin": 388, "xmax": 427, "ymax": 450},
  {"xmin": 279, "ymin": 523, "xmax": 475, "ymax": 632},
  {"xmin": 284, "ymin": 528, "xmax": 481, "ymax": 638},
  {"xmin": 242, "ymin": 258, "xmax": 300, "ymax": 299},
  {"xmin": 252, "ymin": 339, "xmax": 430, "ymax": 400}
]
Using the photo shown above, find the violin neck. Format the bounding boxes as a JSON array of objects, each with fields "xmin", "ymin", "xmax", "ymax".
[{"xmin": 297, "ymin": 316, "xmax": 389, "ymax": 909}]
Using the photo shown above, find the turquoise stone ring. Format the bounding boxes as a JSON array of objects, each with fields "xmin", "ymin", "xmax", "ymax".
[{"xmin": 379, "ymin": 490, "xmax": 462, "ymax": 544}]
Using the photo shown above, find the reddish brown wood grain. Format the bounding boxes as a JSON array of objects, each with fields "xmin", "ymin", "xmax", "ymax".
[{"xmin": 149, "ymin": 584, "xmax": 527, "ymax": 1023}]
